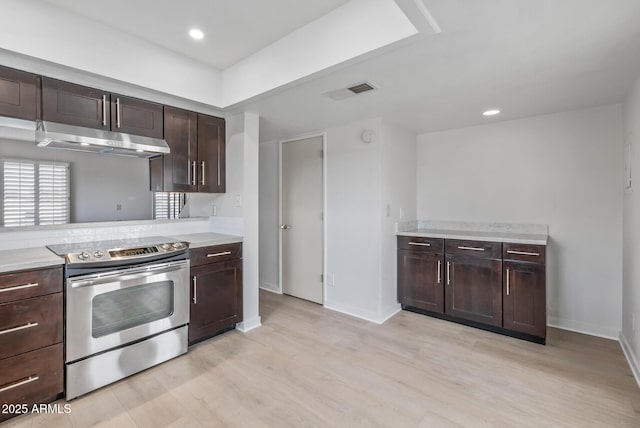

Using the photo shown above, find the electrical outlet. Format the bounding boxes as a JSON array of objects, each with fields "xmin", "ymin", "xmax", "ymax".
[
  {"xmin": 212, "ymin": 204, "xmax": 217, "ymax": 216},
  {"xmin": 116, "ymin": 203, "xmax": 122, "ymax": 211},
  {"xmin": 331, "ymin": 273, "xmax": 336, "ymax": 287},
  {"xmin": 399, "ymin": 207, "xmax": 403, "ymax": 219},
  {"xmin": 234, "ymin": 193, "xmax": 242, "ymax": 208},
  {"xmin": 633, "ymin": 314, "xmax": 636, "ymax": 332}
]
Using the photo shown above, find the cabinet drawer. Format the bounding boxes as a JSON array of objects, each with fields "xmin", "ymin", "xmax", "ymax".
[
  {"xmin": 445, "ymin": 239, "xmax": 502, "ymax": 259},
  {"xmin": 0, "ymin": 267, "xmax": 62, "ymax": 304},
  {"xmin": 0, "ymin": 294, "xmax": 63, "ymax": 360},
  {"xmin": 0, "ymin": 344, "xmax": 63, "ymax": 422},
  {"xmin": 190, "ymin": 243, "xmax": 242, "ymax": 267},
  {"xmin": 503, "ymin": 243, "xmax": 546, "ymax": 264},
  {"xmin": 398, "ymin": 236, "xmax": 444, "ymax": 253}
]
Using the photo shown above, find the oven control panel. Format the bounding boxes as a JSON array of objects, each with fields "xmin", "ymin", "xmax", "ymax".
[{"xmin": 65, "ymin": 241, "xmax": 188, "ymax": 265}]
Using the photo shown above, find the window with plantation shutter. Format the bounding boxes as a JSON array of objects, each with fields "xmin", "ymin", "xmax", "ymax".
[
  {"xmin": 1, "ymin": 159, "xmax": 70, "ymax": 227},
  {"xmin": 154, "ymin": 192, "xmax": 184, "ymax": 219},
  {"xmin": 38, "ymin": 162, "xmax": 69, "ymax": 225}
]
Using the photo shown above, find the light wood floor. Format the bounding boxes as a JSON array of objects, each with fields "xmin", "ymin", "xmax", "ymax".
[{"xmin": 6, "ymin": 290, "xmax": 640, "ymax": 427}]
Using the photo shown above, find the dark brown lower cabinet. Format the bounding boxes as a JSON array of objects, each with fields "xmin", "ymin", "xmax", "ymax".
[
  {"xmin": 398, "ymin": 236, "xmax": 546, "ymax": 344},
  {"xmin": 445, "ymin": 254, "xmax": 503, "ymax": 327},
  {"xmin": 398, "ymin": 250, "xmax": 444, "ymax": 314},
  {"xmin": 189, "ymin": 244, "xmax": 243, "ymax": 344},
  {"xmin": 0, "ymin": 266, "xmax": 63, "ymax": 422},
  {"xmin": 503, "ymin": 260, "xmax": 546, "ymax": 338}
]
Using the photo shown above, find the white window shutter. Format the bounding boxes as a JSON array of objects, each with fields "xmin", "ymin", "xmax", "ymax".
[
  {"xmin": 3, "ymin": 161, "xmax": 36, "ymax": 227},
  {"xmin": 38, "ymin": 162, "xmax": 69, "ymax": 225}
]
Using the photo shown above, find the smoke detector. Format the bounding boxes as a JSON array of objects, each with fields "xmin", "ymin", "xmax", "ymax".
[{"xmin": 323, "ymin": 81, "xmax": 377, "ymax": 101}]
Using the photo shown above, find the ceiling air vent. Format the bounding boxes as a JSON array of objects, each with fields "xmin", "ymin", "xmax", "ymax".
[
  {"xmin": 348, "ymin": 82, "xmax": 375, "ymax": 94},
  {"xmin": 323, "ymin": 81, "xmax": 377, "ymax": 101}
]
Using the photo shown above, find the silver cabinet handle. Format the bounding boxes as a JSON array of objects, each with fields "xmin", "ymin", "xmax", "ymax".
[
  {"xmin": 201, "ymin": 161, "xmax": 206, "ymax": 185},
  {"xmin": 206, "ymin": 251, "xmax": 231, "ymax": 258},
  {"xmin": 102, "ymin": 95, "xmax": 107, "ymax": 126},
  {"xmin": 506, "ymin": 268, "xmax": 510, "ymax": 296},
  {"xmin": 408, "ymin": 242, "xmax": 430, "ymax": 247},
  {"xmin": 437, "ymin": 260, "xmax": 441, "ymax": 284},
  {"xmin": 0, "ymin": 376, "xmax": 39, "ymax": 393},
  {"xmin": 458, "ymin": 246, "xmax": 485, "ymax": 252},
  {"xmin": 192, "ymin": 275, "xmax": 197, "ymax": 304},
  {"xmin": 506, "ymin": 250, "xmax": 540, "ymax": 257},
  {"xmin": 191, "ymin": 161, "xmax": 196, "ymax": 186},
  {"xmin": 0, "ymin": 282, "xmax": 38, "ymax": 293},
  {"xmin": 217, "ymin": 161, "xmax": 221, "ymax": 186},
  {"xmin": 0, "ymin": 322, "xmax": 38, "ymax": 336},
  {"xmin": 447, "ymin": 261, "xmax": 451, "ymax": 285},
  {"xmin": 116, "ymin": 97, "xmax": 121, "ymax": 128}
]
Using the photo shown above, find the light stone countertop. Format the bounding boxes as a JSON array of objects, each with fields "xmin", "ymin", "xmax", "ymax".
[
  {"xmin": 169, "ymin": 232, "xmax": 243, "ymax": 249},
  {"xmin": 0, "ymin": 247, "xmax": 64, "ymax": 274},
  {"xmin": 397, "ymin": 228, "xmax": 548, "ymax": 245}
]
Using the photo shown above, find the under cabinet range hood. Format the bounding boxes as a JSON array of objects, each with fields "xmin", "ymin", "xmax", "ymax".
[{"xmin": 35, "ymin": 121, "xmax": 170, "ymax": 158}]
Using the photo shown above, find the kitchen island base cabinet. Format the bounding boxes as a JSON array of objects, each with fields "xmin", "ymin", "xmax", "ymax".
[{"xmin": 189, "ymin": 244, "xmax": 243, "ymax": 345}]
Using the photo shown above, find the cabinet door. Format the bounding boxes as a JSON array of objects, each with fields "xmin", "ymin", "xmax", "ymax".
[
  {"xmin": 41, "ymin": 78, "xmax": 110, "ymax": 130},
  {"xmin": 111, "ymin": 94, "xmax": 163, "ymax": 138},
  {"xmin": 189, "ymin": 259, "xmax": 242, "ymax": 344},
  {"xmin": 156, "ymin": 106, "xmax": 198, "ymax": 192},
  {"xmin": 445, "ymin": 255, "xmax": 502, "ymax": 326},
  {"xmin": 0, "ymin": 66, "xmax": 37, "ymax": 120},
  {"xmin": 398, "ymin": 250, "xmax": 444, "ymax": 313},
  {"xmin": 197, "ymin": 114, "xmax": 225, "ymax": 193},
  {"xmin": 503, "ymin": 261, "xmax": 546, "ymax": 338}
]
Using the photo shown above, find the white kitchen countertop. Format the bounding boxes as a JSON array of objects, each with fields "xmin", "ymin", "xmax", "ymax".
[
  {"xmin": 397, "ymin": 228, "xmax": 548, "ymax": 245},
  {"xmin": 0, "ymin": 247, "xmax": 64, "ymax": 274},
  {"xmin": 169, "ymin": 232, "xmax": 243, "ymax": 249}
]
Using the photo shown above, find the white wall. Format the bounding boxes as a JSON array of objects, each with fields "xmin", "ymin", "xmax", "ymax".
[
  {"xmin": 0, "ymin": 140, "xmax": 152, "ymax": 223},
  {"xmin": 379, "ymin": 122, "xmax": 417, "ymax": 316},
  {"xmin": 417, "ymin": 105, "xmax": 624, "ymax": 339},
  {"xmin": 258, "ymin": 139, "xmax": 280, "ymax": 292},
  {"xmin": 622, "ymin": 74, "xmax": 640, "ymax": 382},
  {"xmin": 324, "ymin": 118, "xmax": 384, "ymax": 320},
  {"xmin": 258, "ymin": 117, "xmax": 417, "ymax": 322}
]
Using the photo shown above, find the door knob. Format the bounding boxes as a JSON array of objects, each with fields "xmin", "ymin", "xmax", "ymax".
[{"xmin": 280, "ymin": 224, "xmax": 292, "ymax": 230}]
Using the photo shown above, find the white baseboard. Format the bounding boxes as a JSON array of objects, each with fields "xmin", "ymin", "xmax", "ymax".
[
  {"xmin": 547, "ymin": 316, "xmax": 618, "ymax": 340},
  {"xmin": 324, "ymin": 300, "xmax": 401, "ymax": 324},
  {"xmin": 378, "ymin": 303, "xmax": 402, "ymax": 324},
  {"xmin": 236, "ymin": 316, "xmax": 262, "ymax": 333},
  {"xmin": 619, "ymin": 332, "xmax": 640, "ymax": 389},
  {"xmin": 259, "ymin": 281, "xmax": 281, "ymax": 294}
]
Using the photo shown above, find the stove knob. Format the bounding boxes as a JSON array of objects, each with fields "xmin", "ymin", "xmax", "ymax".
[
  {"xmin": 172, "ymin": 242, "xmax": 184, "ymax": 249},
  {"xmin": 94, "ymin": 251, "xmax": 104, "ymax": 258},
  {"xmin": 78, "ymin": 252, "xmax": 90, "ymax": 260},
  {"xmin": 160, "ymin": 244, "xmax": 171, "ymax": 251}
]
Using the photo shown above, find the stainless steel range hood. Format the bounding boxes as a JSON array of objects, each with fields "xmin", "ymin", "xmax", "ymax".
[{"xmin": 36, "ymin": 121, "xmax": 170, "ymax": 158}]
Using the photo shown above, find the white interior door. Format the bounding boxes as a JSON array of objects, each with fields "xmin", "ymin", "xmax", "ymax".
[{"xmin": 281, "ymin": 136, "xmax": 323, "ymax": 304}]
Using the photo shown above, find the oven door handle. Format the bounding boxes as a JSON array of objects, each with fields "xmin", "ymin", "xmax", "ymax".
[{"xmin": 69, "ymin": 262, "xmax": 187, "ymax": 288}]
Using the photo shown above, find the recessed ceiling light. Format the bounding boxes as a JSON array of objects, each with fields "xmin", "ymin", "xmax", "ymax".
[
  {"xmin": 189, "ymin": 28, "xmax": 204, "ymax": 40},
  {"xmin": 80, "ymin": 142, "xmax": 90, "ymax": 146},
  {"xmin": 136, "ymin": 149, "xmax": 144, "ymax": 153},
  {"xmin": 483, "ymin": 109, "xmax": 501, "ymax": 116}
]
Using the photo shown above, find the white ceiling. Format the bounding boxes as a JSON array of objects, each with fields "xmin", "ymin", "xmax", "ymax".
[
  {"xmin": 235, "ymin": 0, "xmax": 640, "ymax": 140},
  {"xmin": 33, "ymin": 0, "xmax": 640, "ymax": 141},
  {"xmin": 41, "ymin": 0, "xmax": 351, "ymax": 69}
]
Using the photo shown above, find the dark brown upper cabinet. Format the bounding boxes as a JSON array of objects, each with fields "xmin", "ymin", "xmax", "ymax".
[
  {"xmin": 41, "ymin": 77, "xmax": 110, "ymax": 130},
  {"xmin": 0, "ymin": 65, "xmax": 38, "ymax": 121},
  {"xmin": 110, "ymin": 93, "xmax": 163, "ymax": 138},
  {"xmin": 197, "ymin": 113, "xmax": 225, "ymax": 193},
  {"xmin": 151, "ymin": 109, "xmax": 225, "ymax": 194},
  {"xmin": 41, "ymin": 78, "xmax": 163, "ymax": 139},
  {"xmin": 157, "ymin": 106, "xmax": 198, "ymax": 192}
]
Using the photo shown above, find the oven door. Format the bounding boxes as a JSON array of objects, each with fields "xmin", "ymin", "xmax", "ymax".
[{"xmin": 66, "ymin": 260, "xmax": 189, "ymax": 363}]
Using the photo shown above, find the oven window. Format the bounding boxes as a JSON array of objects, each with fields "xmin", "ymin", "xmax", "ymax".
[{"xmin": 92, "ymin": 280, "xmax": 174, "ymax": 338}]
